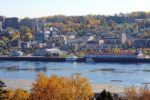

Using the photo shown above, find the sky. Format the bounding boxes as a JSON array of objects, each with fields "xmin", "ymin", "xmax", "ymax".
[{"xmin": 0, "ymin": 0, "xmax": 150, "ymax": 18}]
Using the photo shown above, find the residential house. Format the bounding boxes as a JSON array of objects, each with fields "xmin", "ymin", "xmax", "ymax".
[
  {"xmin": 21, "ymin": 42, "xmax": 31, "ymax": 52},
  {"xmin": 32, "ymin": 42, "xmax": 46, "ymax": 49},
  {"xmin": 47, "ymin": 35, "xmax": 67, "ymax": 48},
  {"xmin": 65, "ymin": 36, "xmax": 89, "ymax": 52},
  {"xmin": 133, "ymin": 39, "xmax": 150, "ymax": 48},
  {"xmin": 35, "ymin": 31, "xmax": 44, "ymax": 43}
]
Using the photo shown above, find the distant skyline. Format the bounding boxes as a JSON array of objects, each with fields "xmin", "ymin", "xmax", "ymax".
[{"xmin": 0, "ymin": 0, "xmax": 150, "ymax": 18}]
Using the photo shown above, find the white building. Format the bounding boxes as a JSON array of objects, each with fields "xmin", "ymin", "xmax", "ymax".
[
  {"xmin": 34, "ymin": 48, "xmax": 63, "ymax": 56},
  {"xmin": 9, "ymin": 51, "xmax": 23, "ymax": 56}
]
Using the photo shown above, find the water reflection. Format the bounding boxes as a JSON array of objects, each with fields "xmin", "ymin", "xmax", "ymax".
[{"xmin": 0, "ymin": 66, "xmax": 47, "ymax": 72}]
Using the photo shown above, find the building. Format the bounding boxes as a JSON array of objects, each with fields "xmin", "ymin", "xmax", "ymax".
[
  {"xmin": 119, "ymin": 32, "xmax": 127, "ymax": 44},
  {"xmin": 85, "ymin": 52, "xmax": 137, "ymax": 59},
  {"xmin": 0, "ymin": 16, "xmax": 5, "ymax": 24},
  {"xmin": 21, "ymin": 42, "xmax": 31, "ymax": 52},
  {"xmin": 19, "ymin": 18, "xmax": 36, "ymax": 29},
  {"xmin": 0, "ymin": 30, "xmax": 14, "ymax": 37},
  {"xmin": 0, "ymin": 21, "xmax": 2, "ymax": 32},
  {"xmin": 0, "ymin": 16, "xmax": 5, "ymax": 31},
  {"xmin": 9, "ymin": 50, "xmax": 23, "ymax": 56},
  {"xmin": 64, "ymin": 36, "xmax": 89, "ymax": 52},
  {"xmin": 84, "ymin": 40, "xmax": 100, "ymax": 52},
  {"xmin": 3, "ymin": 17, "xmax": 19, "ymax": 29},
  {"xmin": 34, "ymin": 48, "xmax": 63, "ymax": 56},
  {"xmin": 47, "ymin": 35, "xmax": 67, "ymax": 48},
  {"xmin": 32, "ymin": 42, "xmax": 46, "ymax": 49},
  {"xmin": 133, "ymin": 39, "xmax": 150, "ymax": 48},
  {"xmin": 34, "ymin": 18, "xmax": 47, "ymax": 43},
  {"xmin": 35, "ymin": 31, "xmax": 45, "ymax": 43}
]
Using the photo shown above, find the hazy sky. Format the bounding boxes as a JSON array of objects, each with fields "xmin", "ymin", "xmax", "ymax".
[{"xmin": 0, "ymin": 0, "xmax": 150, "ymax": 18}]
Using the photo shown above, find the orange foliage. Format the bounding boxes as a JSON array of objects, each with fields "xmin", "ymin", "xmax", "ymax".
[
  {"xmin": 124, "ymin": 86, "xmax": 138, "ymax": 100},
  {"xmin": 6, "ymin": 89, "xmax": 30, "ymax": 100},
  {"xmin": 30, "ymin": 73, "xmax": 93, "ymax": 100},
  {"xmin": 124, "ymin": 85, "xmax": 150, "ymax": 100}
]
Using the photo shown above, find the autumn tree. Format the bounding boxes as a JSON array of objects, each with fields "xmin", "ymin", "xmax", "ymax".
[
  {"xmin": 124, "ymin": 86, "xmax": 138, "ymax": 100},
  {"xmin": 11, "ymin": 89, "xmax": 30, "ymax": 100},
  {"xmin": 20, "ymin": 27, "xmax": 33, "ymax": 41},
  {"xmin": 124, "ymin": 85, "xmax": 150, "ymax": 100},
  {"xmin": 11, "ymin": 30, "xmax": 20, "ymax": 40},
  {"xmin": 5, "ymin": 88, "xmax": 30, "ymax": 100},
  {"xmin": 30, "ymin": 73, "xmax": 93, "ymax": 100}
]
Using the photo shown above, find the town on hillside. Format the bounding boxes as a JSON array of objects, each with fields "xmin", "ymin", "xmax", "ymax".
[{"xmin": 0, "ymin": 12, "xmax": 150, "ymax": 57}]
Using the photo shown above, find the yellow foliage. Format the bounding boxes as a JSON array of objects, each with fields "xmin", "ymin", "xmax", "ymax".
[
  {"xmin": 30, "ymin": 73, "xmax": 93, "ymax": 100},
  {"xmin": 5, "ymin": 89, "xmax": 15, "ymax": 99},
  {"xmin": 30, "ymin": 73, "xmax": 49, "ymax": 100},
  {"xmin": 11, "ymin": 31, "xmax": 20, "ymax": 40},
  {"xmin": 6, "ymin": 89, "xmax": 30, "ymax": 100},
  {"xmin": 26, "ymin": 32, "xmax": 33, "ymax": 39}
]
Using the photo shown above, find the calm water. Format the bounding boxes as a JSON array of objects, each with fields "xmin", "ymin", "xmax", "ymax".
[{"xmin": 0, "ymin": 61, "xmax": 150, "ymax": 86}]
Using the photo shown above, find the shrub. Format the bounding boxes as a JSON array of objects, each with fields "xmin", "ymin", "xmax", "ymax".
[{"xmin": 124, "ymin": 85, "xmax": 150, "ymax": 100}]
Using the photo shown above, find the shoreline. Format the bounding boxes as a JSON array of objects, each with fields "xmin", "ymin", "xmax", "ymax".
[
  {"xmin": 2, "ymin": 78, "xmax": 125, "ymax": 94},
  {"xmin": 0, "ymin": 56, "xmax": 150, "ymax": 63}
]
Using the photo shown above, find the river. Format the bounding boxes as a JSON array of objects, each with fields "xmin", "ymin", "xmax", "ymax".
[{"xmin": 0, "ymin": 61, "xmax": 150, "ymax": 86}]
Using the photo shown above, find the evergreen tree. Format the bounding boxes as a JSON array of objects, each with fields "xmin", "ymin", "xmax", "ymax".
[{"xmin": 0, "ymin": 80, "xmax": 8, "ymax": 100}]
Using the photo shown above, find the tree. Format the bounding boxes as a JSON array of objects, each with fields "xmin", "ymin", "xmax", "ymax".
[
  {"xmin": 30, "ymin": 73, "xmax": 49, "ymax": 100},
  {"xmin": 96, "ymin": 90, "xmax": 113, "ymax": 100},
  {"xmin": 0, "ymin": 80, "xmax": 8, "ymax": 100},
  {"xmin": 10, "ymin": 89, "xmax": 30, "ymax": 100},
  {"xmin": 20, "ymin": 27, "xmax": 33, "ymax": 41},
  {"xmin": 70, "ymin": 74, "xmax": 93, "ymax": 100},
  {"xmin": 11, "ymin": 30, "xmax": 20, "ymax": 40},
  {"xmin": 5, "ymin": 89, "xmax": 30, "ymax": 100},
  {"xmin": 30, "ymin": 73, "xmax": 93, "ymax": 100},
  {"xmin": 124, "ymin": 85, "xmax": 150, "ymax": 100}
]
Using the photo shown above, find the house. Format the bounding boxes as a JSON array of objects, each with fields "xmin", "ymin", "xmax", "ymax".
[
  {"xmin": 47, "ymin": 35, "xmax": 67, "ymax": 48},
  {"xmin": 133, "ymin": 39, "xmax": 150, "ymax": 48},
  {"xmin": 84, "ymin": 40, "xmax": 101, "ymax": 52},
  {"xmin": 0, "ymin": 30, "xmax": 14, "ymax": 37},
  {"xmin": 0, "ymin": 45, "xmax": 4, "ymax": 53},
  {"xmin": 32, "ymin": 42, "xmax": 46, "ymax": 49},
  {"xmin": 21, "ymin": 42, "xmax": 31, "ymax": 52},
  {"xmin": 10, "ymin": 40, "xmax": 19, "ymax": 47},
  {"xmin": 99, "ymin": 32, "xmax": 127, "ymax": 44},
  {"xmin": 35, "ymin": 31, "xmax": 44, "ymax": 43},
  {"xmin": 64, "ymin": 36, "xmax": 89, "ymax": 52}
]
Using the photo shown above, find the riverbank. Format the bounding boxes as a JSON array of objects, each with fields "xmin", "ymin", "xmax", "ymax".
[
  {"xmin": 0, "ymin": 56, "xmax": 150, "ymax": 63},
  {"xmin": 2, "ymin": 79, "xmax": 125, "ymax": 94}
]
